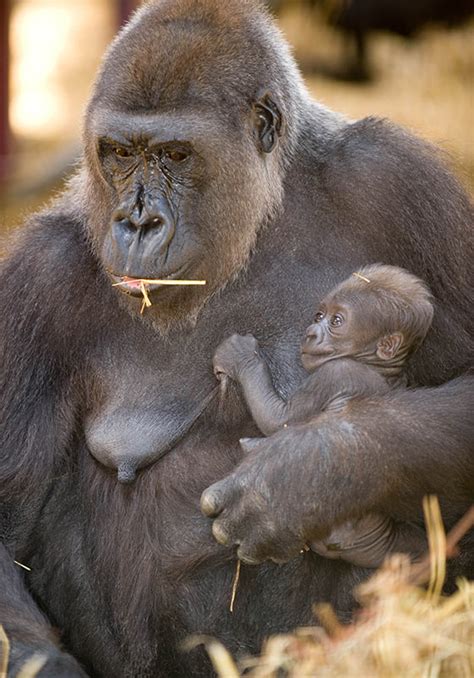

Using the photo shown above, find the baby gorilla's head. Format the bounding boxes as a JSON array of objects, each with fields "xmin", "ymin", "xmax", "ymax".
[{"xmin": 301, "ymin": 264, "xmax": 434, "ymax": 374}]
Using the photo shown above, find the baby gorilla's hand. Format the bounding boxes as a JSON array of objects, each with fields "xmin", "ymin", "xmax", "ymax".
[{"xmin": 213, "ymin": 334, "xmax": 259, "ymax": 380}]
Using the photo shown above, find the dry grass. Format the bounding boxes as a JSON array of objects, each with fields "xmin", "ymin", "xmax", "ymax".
[{"xmin": 196, "ymin": 499, "xmax": 474, "ymax": 678}]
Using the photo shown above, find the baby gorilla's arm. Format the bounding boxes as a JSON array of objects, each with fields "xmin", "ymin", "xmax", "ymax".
[
  {"xmin": 213, "ymin": 334, "xmax": 289, "ymax": 434},
  {"xmin": 311, "ymin": 515, "xmax": 427, "ymax": 568}
]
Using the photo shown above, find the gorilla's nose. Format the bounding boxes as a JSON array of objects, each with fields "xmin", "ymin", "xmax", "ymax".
[
  {"xmin": 305, "ymin": 323, "xmax": 323, "ymax": 342},
  {"xmin": 127, "ymin": 209, "xmax": 171, "ymax": 232}
]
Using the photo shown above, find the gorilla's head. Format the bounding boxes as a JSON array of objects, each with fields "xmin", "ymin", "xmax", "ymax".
[{"xmin": 82, "ymin": 0, "xmax": 306, "ymax": 326}]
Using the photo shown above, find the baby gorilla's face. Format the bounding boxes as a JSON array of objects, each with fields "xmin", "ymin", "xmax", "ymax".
[
  {"xmin": 301, "ymin": 297, "xmax": 379, "ymax": 372},
  {"xmin": 301, "ymin": 292, "xmax": 404, "ymax": 372},
  {"xmin": 301, "ymin": 298, "xmax": 358, "ymax": 371}
]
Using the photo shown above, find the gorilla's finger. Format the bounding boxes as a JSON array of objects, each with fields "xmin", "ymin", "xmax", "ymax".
[
  {"xmin": 200, "ymin": 478, "xmax": 238, "ymax": 517},
  {"xmin": 212, "ymin": 520, "xmax": 233, "ymax": 546}
]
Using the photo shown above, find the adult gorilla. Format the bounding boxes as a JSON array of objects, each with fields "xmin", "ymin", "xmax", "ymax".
[{"xmin": 0, "ymin": 0, "xmax": 472, "ymax": 676}]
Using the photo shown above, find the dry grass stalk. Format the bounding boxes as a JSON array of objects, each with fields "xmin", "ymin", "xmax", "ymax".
[
  {"xmin": 205, "ymin": 499, "xmax": 474, "ymax": 678},
  {"xmin": 14, "ymin": 560, "xmax": 31, "ymax": 572},
  {"xmin": 183, "ymin": 636, "xmax": 240, "ymax": 678},
  {"xmin": 16, "ymin": 654, "xmax": 48, "ymax": 678},
  {"xmin": 0, "ymin": 625, "xmax": 9, "ymax": 678},
  {"xmin": 112, "ymin": 278, "xmax": 207, "ymax": 314},
  {"xmin": 230, "ymin": 560, "xmax": 241, "ymax": 613},
  {"xmin": 112, "ymin": 279, "xmax": 207, "ymax": 286}
]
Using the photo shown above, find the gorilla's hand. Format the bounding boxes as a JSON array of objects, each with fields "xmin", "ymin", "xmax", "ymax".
[
  {"xmin": 201, "ymin": 434, "xmax": 313, "ymax": 564},
  {"xmin": 213, "ymin": 334, "xmax": 260, "ymax": 381}
]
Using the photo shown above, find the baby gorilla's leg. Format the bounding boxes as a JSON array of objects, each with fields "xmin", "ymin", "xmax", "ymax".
[{"xmin": 311, "ymin": 514, "xmax": 427, "ymax": 568}]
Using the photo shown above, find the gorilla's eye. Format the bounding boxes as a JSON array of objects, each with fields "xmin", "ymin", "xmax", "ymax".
[
  {"xmin": 330, "ymin": 314, "xmax": 344, "ymax": 327},
  {"xmin": 114, "ymin": 146, "xmax": 133, "ymax": 158},
  {"xmin": 314, "ymin": 312, "xmax": 324, "ymax": 323},
  {"xmin": 163, "ymin": 149, "xmax": 189, "ymax": 163}
]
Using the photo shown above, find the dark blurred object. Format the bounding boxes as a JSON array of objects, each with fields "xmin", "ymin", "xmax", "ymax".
[
  {"xmin": 268, "ymin": 0, "xmax": 474, "ymax": 81},
  {"xmin": 118, "ymin": 0, "xmax": 140, "ymax": 27},
  {"xmin": 329, "ymin": 0, "xmax": 474, "ymax": 79}
]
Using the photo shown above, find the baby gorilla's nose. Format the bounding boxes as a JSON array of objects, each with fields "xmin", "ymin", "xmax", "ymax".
[{"xmin": 305, "ymin": 323, "xmax": 318, "ymax": 339}]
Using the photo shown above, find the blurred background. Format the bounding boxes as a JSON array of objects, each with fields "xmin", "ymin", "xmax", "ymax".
[{"xmin": 0, "ymin": 0, "xmax": 473, "ymax": 232}]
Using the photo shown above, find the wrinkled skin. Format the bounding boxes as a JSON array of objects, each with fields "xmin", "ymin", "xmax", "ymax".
[{"xmin": 0, "ymin": 1, "xmax": 473, "ymax": 677}]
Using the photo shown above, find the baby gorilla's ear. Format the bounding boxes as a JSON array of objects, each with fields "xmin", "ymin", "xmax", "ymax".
[{"xmin": 376, "ymin": 333, "xmax": 404, "ymax": 361}]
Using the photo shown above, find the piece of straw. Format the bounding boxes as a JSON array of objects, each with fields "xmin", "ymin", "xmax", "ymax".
[
  {"xmin": 112, "ymin": 279, "xmax": 207, "ymax": 287},
  {"xmin": 0, "ymin": 625, "xmax": 10, "ymax": 678},
  {"xmin": 423, "ymin": 495, "xmax": 446, "ymax": 601},
  {"xmin": 230, "ymin": 559, "xmax": 241, "ymax": 613},
  {"xmin": 183, "ymin": 636, "xmax": 240, "ymax": 678},
  {"xmin": 16, "ymin": 654, "xmax": 48, "ymax": 678},
  {"xmin": 139, "ymin": 281, "xmax": 152, "ymax": 315},
  {"xmin": 14, "ymin": 560, "xmax": 31, "ymax": 572},
  {"xmin": 352, "ymin": 272, "xmax": 371, "ymax": 283}
]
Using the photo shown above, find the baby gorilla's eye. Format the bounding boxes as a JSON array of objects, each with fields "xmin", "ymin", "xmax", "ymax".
[
  {"xmin": 114, "ymin": 146, "xmax": 133, "ymax": 158},
  {"xmin": 330, "ymin": 314, "xmax": 344, "ymax": 327},
  {"xmin": 314, "ymin": 312, "xmax": 324, "ymax": 322}
]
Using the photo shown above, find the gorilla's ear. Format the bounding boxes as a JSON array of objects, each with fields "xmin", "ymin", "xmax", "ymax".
[
  {"xmin": 253, "ymin": 93, "xmax": 282, "ymax": 154},
  {"xmin": 376, "ymin": 333, "xmax": 404, "ymax": 361}
]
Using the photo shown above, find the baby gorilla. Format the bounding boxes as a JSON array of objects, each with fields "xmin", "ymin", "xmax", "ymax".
[{"xmin": 213, "ymin": 264, "xmax": 434, "ymax": 567}]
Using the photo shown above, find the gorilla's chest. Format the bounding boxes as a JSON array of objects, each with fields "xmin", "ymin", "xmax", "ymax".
[{"xmin": 83, "ymin": 329, "xmax": 219, "ymax": 481}]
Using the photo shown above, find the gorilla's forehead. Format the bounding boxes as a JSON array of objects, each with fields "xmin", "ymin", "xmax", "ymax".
[
  {"xmin": 89, "ymin": 107, "xmax": 236, "ymax": 147},
  {"xmin": 91, "ymin": 1, "xmax": 274, "ymax": 114}
]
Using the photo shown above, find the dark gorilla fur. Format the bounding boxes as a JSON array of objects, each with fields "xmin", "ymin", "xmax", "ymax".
[{"xmin": 0, "ymin": 1, "xmax": 473, "ymax": 676}]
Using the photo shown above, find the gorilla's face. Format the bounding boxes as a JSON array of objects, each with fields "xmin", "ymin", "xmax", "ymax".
[{"xmin": 87, "ymin": 97, "xmax": 283, "ymax": 321}]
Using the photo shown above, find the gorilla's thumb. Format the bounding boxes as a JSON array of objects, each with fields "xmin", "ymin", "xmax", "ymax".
[{"xmin": 200, "ymin": 480, "xmax": 233, "ymax": 518}]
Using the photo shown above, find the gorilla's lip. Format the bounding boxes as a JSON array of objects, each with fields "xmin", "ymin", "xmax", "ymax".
[{"xmin": 108, "ymin": 266, "xmax": 191, "ymax": 297}]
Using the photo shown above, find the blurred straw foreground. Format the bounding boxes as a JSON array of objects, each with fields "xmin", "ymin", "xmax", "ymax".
[
  {"xmin": 0, "ymin": 503, "xmax": 472, "ymax": 678},
  {"xmin": 194, "ymin": 498, "xmax": 474, "ymax": 678}
]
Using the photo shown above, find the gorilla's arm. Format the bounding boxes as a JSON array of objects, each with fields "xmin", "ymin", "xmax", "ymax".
[
  {"xmin": 0, "ymin": 222, "xmax": 88, "ymax": 676},
  {"xmin": 201, "ymin": 376, "xmax": 474, "ymax": 564},
  {"xmin": 0, "ymin": 544, "xmax": 87, "ymax": 677},
  {"xmin": 214, "ymin": 334, "xmax": 290, "ymax": 434}
]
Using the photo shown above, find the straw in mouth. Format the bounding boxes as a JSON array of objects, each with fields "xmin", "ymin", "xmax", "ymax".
[{"xmin": 112, "ymin": 277, "xmax": 207, "ymax": 314}]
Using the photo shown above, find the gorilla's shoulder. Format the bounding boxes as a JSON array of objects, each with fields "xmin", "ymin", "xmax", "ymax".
[
  {"xmin": 0, "ymin": 209, "xmax": 106, "ymax": 354},
  {"xmin": 1, "ymin": 208, "xmax": 97, "ymax": 287},
  {"xmin": 330, "ymin": 115, "xmax": 455, "ymax": 181},
  {"xmin": 319, "ymin": 115, "xmax": 470, "ymax": 213}
]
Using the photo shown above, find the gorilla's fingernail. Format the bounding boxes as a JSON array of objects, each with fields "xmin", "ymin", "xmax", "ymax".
[
  {"xmin": 200, "ymin": 490, "xmax": 221, "ymax": 517},
  {"xmin": 212, "ymin": 522, "xmax": 230, "ymax": 546}
]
